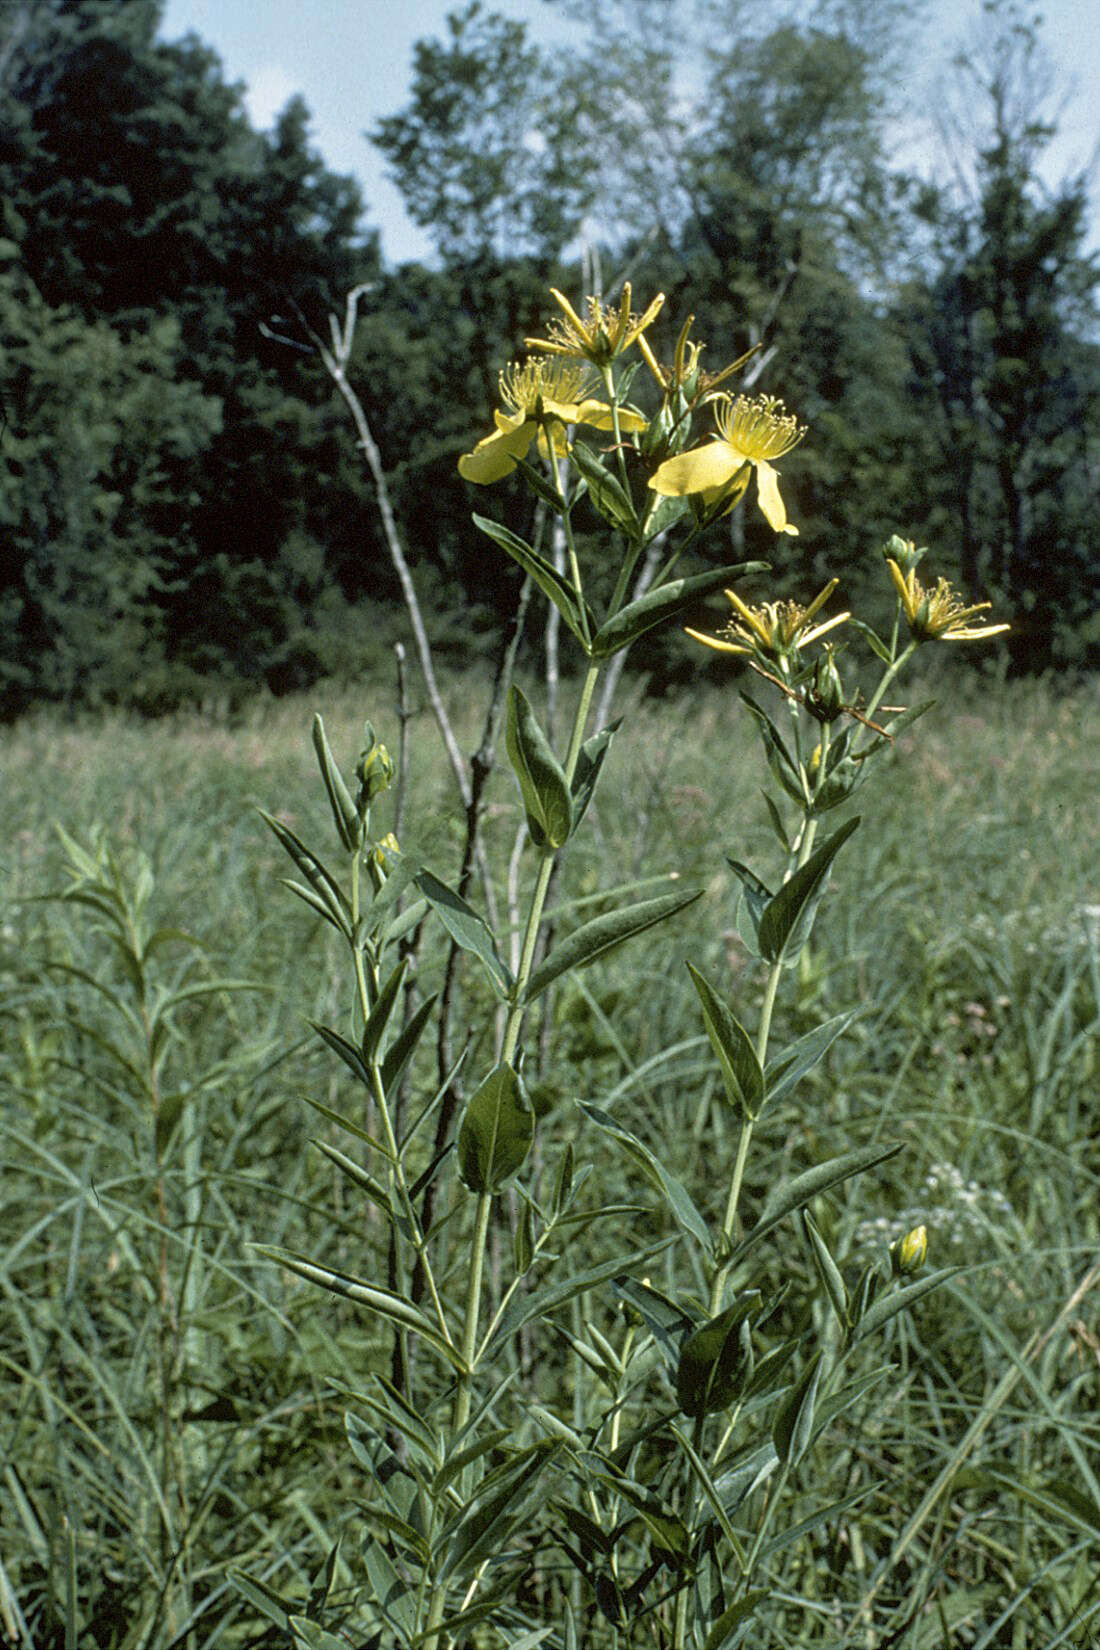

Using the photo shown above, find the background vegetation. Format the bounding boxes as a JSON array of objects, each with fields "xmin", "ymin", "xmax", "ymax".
[
  {"xmin": 2, "ymin": 669, "xmax": 1098, "ymax": 1643},
  {"xmin": 1, "ymin": 0, "xmax": 1098, "ymax": 719}
]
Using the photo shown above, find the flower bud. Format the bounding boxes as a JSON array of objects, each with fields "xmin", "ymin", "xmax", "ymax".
[
  {"xmin": 891, "ymin": 1224, "xmax": 928, "ymax": 1276},
  {"xmin": 805, "ymin": 648, "xmax": 845, "ymax": 723},
  {"xmin": 881, "ymin": 535, "xmax": 927, "ymax": 574},
  {"xmin": 357, "ymin": 738, "xmax": 394, "ymax": 808}
]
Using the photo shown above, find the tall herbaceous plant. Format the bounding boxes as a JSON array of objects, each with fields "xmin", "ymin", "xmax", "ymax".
[{"xmin": 249, "ymin": 287, "xmax": 1008, "ymax": 1646}]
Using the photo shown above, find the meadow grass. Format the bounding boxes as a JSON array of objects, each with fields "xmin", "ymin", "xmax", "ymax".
[{"xmin": 2, "ymin": 664, "xmax": 1098, "ymax": 1647}]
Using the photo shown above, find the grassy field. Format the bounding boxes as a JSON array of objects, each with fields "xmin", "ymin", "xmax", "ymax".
[{"xmin": 2, "ymin": 663, "xmax": 1098, "ymax": 1648}]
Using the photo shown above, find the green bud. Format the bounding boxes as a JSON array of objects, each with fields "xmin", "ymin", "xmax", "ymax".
[
  {"xmin": 891, "ymin": 1224, "xmax": 928, "ymax": 1276},
  {"xmin": 881, "ymin": 534, "xmax": 927, "ymax": 574},
  {"xmin": 805, "ymin": 648, "xmax": 845, "ymax": 723},
  {"xmin": 357, "ymin": 738, "xmax": 394, "ymax": 809}
]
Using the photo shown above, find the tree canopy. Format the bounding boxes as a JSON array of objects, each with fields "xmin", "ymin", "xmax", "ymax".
[{"xmin": 0, "ymin": 0, "xmax": 1095, "ymax": 714}]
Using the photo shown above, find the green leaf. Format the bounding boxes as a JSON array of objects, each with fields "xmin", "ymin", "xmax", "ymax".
[
  {"xmin": 757, "ymin": 816, "xmax": 861, "ymax": 962},
  {"xmin": 312, "ymin": 1141, "xmax": 393, "ymax": 1219},
  {"xmin": 847, "ymin": 616, "xmax": 892, "ymax": 664},
  {"xmin": 579, "ymin": 1103, "xmax": 712, "ymax": 1252},
  {"xmin": 954, "ymin": 1470, "xmax": 1100, "ymax": 1541},
  {"xmin": 570, "ymin": 718, "xmax": 621, "ymax": 829},
  {"xmin": 591, "ymin": 562, "xmax": 768, "ymax": 658},
  {"xmin": 506, "ymin": 685, "xmax": 573, "ymax": 851},
  {"xmin": 676, "ymin": 1297, "xmax": 759, "ymax": 1418},
  {"xmin": 363, "ymin": 957, "xmax": 408, "ymax": 1060},
  {"xmin": 472, "ymin": 514, "xmax": 594, "ymax": 647},
  {"xmin": 360, "ymin": 1538, "xmax": 416, "ymax": 1641},
  {"xmin": 594, "ymin": 1474, "xmax": 689, "ymax": 1557},
  {"xmin": 569, "ymin": 438, "xmax": 638, "ymax": 532},
  {"xmin": 687, "ymin": 963, "xmax": 764, "ymax": 1119},
  {"xmin": 513, "ymin": 453, "xmax": 568, "ymax": 512},
  {"xmin": 725, "ymin": 858, "xmax": 772, "ymax": 956},
  {"xmin": 850, "ymin": 1267, "xmax": 962, "ymax": 1342},
  {"xmin": 493, "ymin": 1239, "xmax": 673, "ymax": 1342},
  {"xmin": 703, "ymin": 1591, "xmax": 771, "ymax": 1650},
  {"xmin": 289, "ymin": 1617, "xmax": 354, "ymax": 1650},
  {"xmin": 439, "ymin": 1444, "xmax": 559, "ymax": 1581},
  {"xmin": 730, "ymin": 1142, "xmax": 903, "ymax": 1267},
  {"xmin": 801, "ymin": 1210, "xmax": 849, "ymax": 1326},
  {"xmin": 380, "ymin": 991, "xmax": 438, "ymax": 1094},
  {"xmin": 311, "ymin": 714, "xmax": 360, "ymax": 851},
  {"xmin": 761, "ymin": 790, "xmax": 790, "ymax": 850},
  {"xmin": 432, "ymin": 1428, "xmax": 513, "ymax": 1499},
  {"xmin": 457, "ymin": 1062, "xmax": 534, "ymax": 1193},
  {"xmin": 260, "ymin": 811, "xmax": 352, "ymax": 933},
  {"xmin": 523, "ymin": 888, "xmax": 702, "ymax": 1002},
  {"xmin": 763, "ymin": 1011, "xmax": 855, "ymax": 1108},
  {"xmin": 310, "ymin": 1019, "xmax": 371, "ymax": 1088},
  {"xmin": 253, "ymin": 1246, "xmax": 465, "ymax": 1372},
  {"xmin": 772, "ymin": 1350, "xmax": 823, "ymax": 1466},
  {"xmin": 739, "ymin": 693, "xmax": 804, "ymax": 802},
  {"xmin": 227, "ymin": 1569, "xmax": 295, "ymax": 1631},
  {"xmin": 414, "ymin": 868, "xmax": 513, "ymax": 998},
  {"xmin": 879, "ymin": 698, "xmax": 937, "ymax": 741}
]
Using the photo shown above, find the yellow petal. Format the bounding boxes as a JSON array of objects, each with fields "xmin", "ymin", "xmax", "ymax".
[
  {"xmin": 575, "ymin": 399, "xmax": 648, "ymax": 432},
  {"xmin": 755, "ymin": 460, "xmax": 798, "ymax": 535},
  {"xmin": 458, "ymin": 420, "xmax": 536, "ymax": 484},
  {"xmin": 649, "ymin": 441, "xmax": 744, "ymax": 497},
  {"xmin": 684, "ymin": 626, "xmax": 750, "ymax": 655}
]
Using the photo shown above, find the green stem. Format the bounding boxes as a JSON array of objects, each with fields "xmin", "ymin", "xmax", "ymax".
[
  {"xmin": 426, "ymin": 662, "xmax": 603, "ymax": 1649},
  {"xmin": 863, "ymin": 638, "xmax": 918, "ymax": 723}
]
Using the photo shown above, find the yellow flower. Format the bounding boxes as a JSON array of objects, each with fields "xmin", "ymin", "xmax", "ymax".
[
  {"xmin": 526, "ymin": 284, "xmax": 665, "ymax": 367},
  {"xmin": 458, "ymin": 357, "xmax": 645, "ymax": 485},
  {"xmin": 887, "ymin": 561, "xmax": 1010, "ymax": 643},
  {"xmin": 648, "ymin": 393, "xmax": 806, "ymax": 534},
  {"xmin": 686, "ymin": 580, "xmax": 849, "ymax": 660}
]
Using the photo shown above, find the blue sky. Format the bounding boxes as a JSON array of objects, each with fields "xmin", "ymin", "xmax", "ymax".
[{"xmin": 159, "ymin": 0, "xmax": 1100, "ymax": 265}]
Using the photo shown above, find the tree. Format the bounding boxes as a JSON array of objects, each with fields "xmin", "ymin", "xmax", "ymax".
[
  {"xmin": 901, "ymin": 1, "xmax": 1100, "ymax": 669},
  {"xmin": 372, "ymin": 1, "xmax": 596, "ymax": 266}
]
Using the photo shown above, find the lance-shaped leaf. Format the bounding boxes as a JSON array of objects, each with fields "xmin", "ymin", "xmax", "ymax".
[
  {"xmin": 687, "ymin": 963, "xmax": 764, "ymax": 1119},
  {"xmin": 513, "ymin": 453, "xmax": 569, "ymax": 512},
  {"xmin": 473, "ymin": 514, "xmax": 595, "ymax": 647},
  {"xmin": 702, "ymin": 1591, "xmax": 771, "ymax": 1650},
  {"xmin": 739, "ymin": 693, "xmax": 805, "ymax": 803},
  {"xmin": 363, "ymin": 957, "xmax": 408, "ymax": 1060},
  {"xmin": 729, "ymin": 1142, "xmax": 902, "ymax": 1267},
  {"xmin": 492, "ymin": 1239, "xmax": 673, "ymax": 1343},
  {"xmin": 457, "ymin": 1062, "xmax": 534, "ymax": 1193},
  {"xmin": 801, "ymin": 1210, "xmax": 849, "ymax": 1327},
  {"xmin": 380, "ymin": 991, "xmax": 438, "ymax": 1095},
  {"xmin": 523, "ymin": 888, "xmax": 702, "ymax": 1003},
  {"xmin": 253, "ymin": 1246, "xmax": 464, "ymax": 1371},
  {"xmin": 772, "ymin": 1350, "xmax": 824, "ymax": 1467},
  {"xmin": 676, "ymin": 1296, "xmax": 760, "ymax": 1418},
  {"xmin": 592, "ymin": 562, "xmax": 768, "ymax": 658},
  {"xmin": 506, "ymin": 685, "xmax": 573, "ymax": 851},
  {"xmin": 764, "ymin": 1010, "xmax": 855, "ymax": 1108},
  {"xmin": 311, "ymin": 714, "xmax": 360, "ymax": 851},
  {"xmin": 439, "ymin": 1441, "xmax": 560, "ymax": 1581},
  {"xmin": 725, "ymin": 858, "xmax": 773, "ymax": 957},
  {"xmin": 569, "ymin": 438, "xmax": 639, "ymax": 532},
  {"xmin": 414, "ymin": 868, "xmax": 513, "ymax": 998},
  {"xmin": 850, "ymin": 1267, "xmax": 962, "ymax": 1343},
  {"xmin": 260, "ymin": 810, "xmax": 352, "ymax": 939},
  {"xmin": 580, "ymin": 1103, "xmax": 711, "ymax": 1252},
  {"xmin": 570, "ymin": 718, "xmax": 621, "ymax": 829},
  {"xmin": 757, "ymin": 816, "xmax": 861, "ymax": 962}
]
